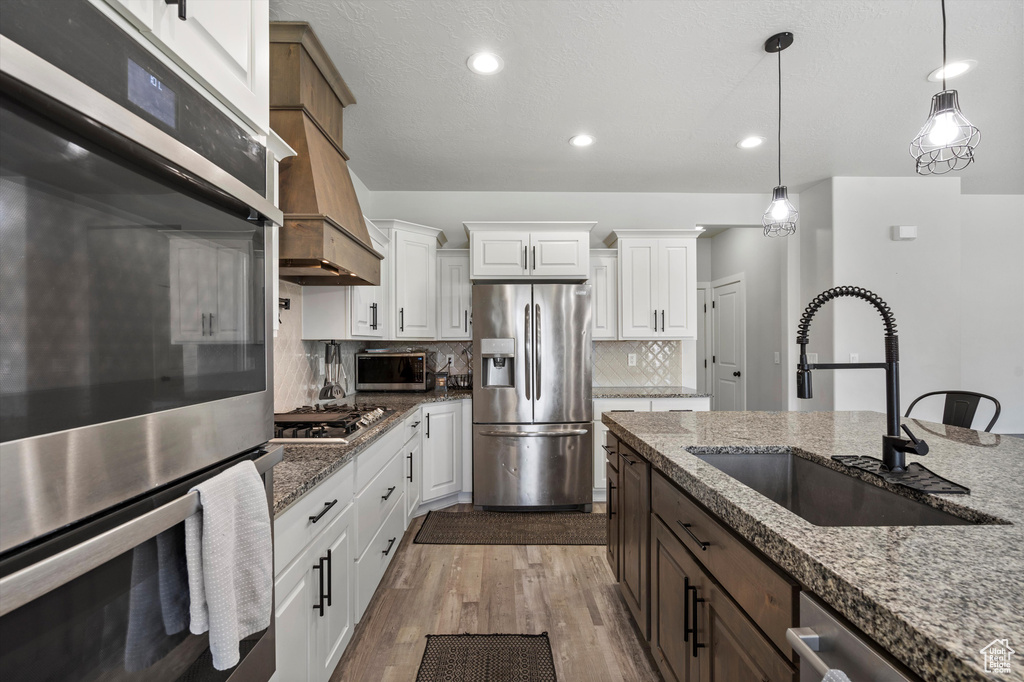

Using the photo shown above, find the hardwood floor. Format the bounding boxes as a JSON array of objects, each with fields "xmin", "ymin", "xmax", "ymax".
[{"xmin": 331, "ymin": 504, "xmax": 662, "ymax": 682}]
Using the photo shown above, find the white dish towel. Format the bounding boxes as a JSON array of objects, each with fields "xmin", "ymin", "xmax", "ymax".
[{"xmin": 184, "ymin": 460, "xmax": 272, "ymax": 671}]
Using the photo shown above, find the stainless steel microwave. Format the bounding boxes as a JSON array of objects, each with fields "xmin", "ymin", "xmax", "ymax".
[{"xmin": 355, "ymin": 351, "xmax": 434, "ymax": 392}]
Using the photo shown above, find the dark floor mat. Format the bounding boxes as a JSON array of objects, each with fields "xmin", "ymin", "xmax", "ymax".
[
  {"xmin": 416, "ymin": 633, "xmax": 557, "ymax": 682},
  {"xmin": 414, "ymin": 510, "xmax": 605, "ymax": 545}
]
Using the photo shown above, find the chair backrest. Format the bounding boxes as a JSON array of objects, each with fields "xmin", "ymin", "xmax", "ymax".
[{"xmin": 905, "ymin": 391, "xmax": 1002, "ymax": 432}]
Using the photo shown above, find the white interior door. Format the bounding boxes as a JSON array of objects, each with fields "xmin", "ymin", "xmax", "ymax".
[{"xmin": 712, "ymin": 277, "xmax": 745, "ymax": 411}]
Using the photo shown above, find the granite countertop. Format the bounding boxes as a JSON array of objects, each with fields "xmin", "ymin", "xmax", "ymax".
[
  {"xmin": 272, "ymin": 389, "xmax": 471, "ymax": 517},
  {"xmin": 593, "ymin": 385, "xmax": 712, "ymax": 399},
  {"xmin": 601, "ymin": 410, "xmax": 1023, "ymax": 682}
]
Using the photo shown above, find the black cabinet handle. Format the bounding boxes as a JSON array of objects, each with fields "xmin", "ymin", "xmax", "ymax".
[
  {"xmin": 733, "ymin": 371, "xmax": 741, "ymax": 377},
  {"xmin": 312, "ymin": 556, "xmax": 325, "ymax": 617},
  {"xmin": 532, "ymin": 246, "xmax": 536, "ymax": 270},
  {"xmin": 661, "ymin": 310, "xmax": 665, "ymax": 332},
  {"xmin": 371, "ymin": 302, "xmax": 378, "ymax": 330},
  {"xmin": 654, "ymin": 309, "xmax": 658, "ymax": 331},
  {"xmin": 309, "ymin": 499, "xmax": 338, "ymax": 523},
  {"xmin": 523, "ymin": 245, "xmax": 528, "ymax": 269},
  {"xmin": 399, "ymin": 307, "xmax": 404, "ymax": 332},
  {"xmin": 382, "ymin": 486, "xmax": 396, "ymax": 501},
  {"xmin": 690, "ymin": 583, "xmax": 706, "ymax": 658},
  {"xmin": 677, "ymin": 520, "xmax": 709, "ymax": 551},
  {"xmin": 600, "ymin": 444, "xmax": 615, "ymax": 454},
  {"xmin": 621, "ymin": 454, "xmax": 636, "ymax": 466},
  {"xmin": 425, "ymin": 413, "xmax": 430, "ymax": 438},
  {"xmin": 165, "ymin": 0, "xmax": 186, "ymax": 20},
  {"xmin": 407, "ymin": 452, "xmax": 413, "ymax": 482},
  {"xmin": 684, "ymin": 576, "xmax": 690, "ymax": 642},
  {"xmin": 326, "ymin": 548, "xmax": 332, "ymax": 606},
  {"xmin": 464, "ymin": 310, "xmax": 468, "ymax": 332},
  {"xmin": 382, "ymin": 537, "xmax": 397, "ymax": 556},
  {"xmin": 411, "ymin": 421, "xmax": 421, "ymax": 428}
]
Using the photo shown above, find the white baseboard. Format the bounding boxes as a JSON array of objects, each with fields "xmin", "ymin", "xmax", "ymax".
[
  {"xmin": 592, "ymin": 488, "xmax": 607, "ymax": 503},
  {"xmin": 412, "ymin": 492, "xmax": 472, "ymax": 517}
]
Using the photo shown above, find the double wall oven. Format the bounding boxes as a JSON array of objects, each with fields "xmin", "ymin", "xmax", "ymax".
[{"xmin": 0, "ymin": 2, "xmax": 283, "ymax": 680}]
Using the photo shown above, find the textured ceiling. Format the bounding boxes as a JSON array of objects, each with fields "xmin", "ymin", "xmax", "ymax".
[{"xmin": 269, "ymin": 0, "xmax": 1024, "ymax": 194}]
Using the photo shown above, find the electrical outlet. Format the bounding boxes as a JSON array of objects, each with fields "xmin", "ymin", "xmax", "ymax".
[
  {"xmin": 774, "ymin": 351, "xmax": 780, "ymax": 364},
  {"xmin": 627, "ymin": 353, "xmax": 637, "ymax": 367},
  {"xmin": 850, "ymin": 352, "xmax": 859, "ymax": 363},
  {"xmin": 446, "ymin": 354, "xmax": 455, "ymax": 369}
]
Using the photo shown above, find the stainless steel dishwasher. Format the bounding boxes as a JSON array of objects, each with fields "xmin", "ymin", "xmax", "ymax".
[{"xmin": 787, "ymin": 593, "xmax": 915, "ymax": 681}]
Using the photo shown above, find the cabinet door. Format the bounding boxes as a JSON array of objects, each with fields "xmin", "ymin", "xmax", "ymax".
[
  {"xmin": 213, "ymin": 243, "xmax": 250, "ymax": 341},
  {"xmin": 471, "ymin": 231, "xmax": 529, "ymax": 278},
  {"xmin": 590, "ymin": 254, "xmax": 618, "ymax": 339},
  {"xmin": 405, "ymin": 436, "xmax": 423, "ymax": 523},
  {"xmin": 659, "ymin": 239, "xmax": 697, "ymax": 338},
  {"xmin": 650, "ymin": 516, "xmax": 702, "ymax": 682},
  {"xmin": 606, "ymin": 461, "xmax": 619, "ymax": 581},
  {"xmin": 273, "ymin": 538, "xmax": 317, "ymax": 682},
  {"xmin": 421, "ymin": 404, "xmax": 461, "ymax": 501},
  {"xmin": 700, "ymin": 581, "xmax": 796, "ymax": 682},
  {"xmin": 530, "ymin": 231, "xmax": 589, "ymax": 278},
  {"xmin": 351, "ymin": 239, "xmax": 387, "ymax": 338},
  {"xmin": 593, "ymin": 420, "xmax": 609, "ymax": 490},
  {"xmin": 169, "ymin": 238, "xmax": 215, "ymax": 343},
  {"xmin": 438, "ymin": 251, "xmax": 472, "ymax": 340},
  {"xmin": 393, "ymin": 230, "xmax": 437, "ymax": 338},
  {"xmin": 618, "ymin": 447, "xmax": 650, "ymax": 638},
  {"xmin": 313, "ymin": 506, "xmax": 355, "ymax": 682},
  {"xmin": 619, "ymin": 239, "xmax": 660, "ymax": 339},
  {"xmin": 149, "ymin": 0, "xmax": 270, "ymax": 133}
]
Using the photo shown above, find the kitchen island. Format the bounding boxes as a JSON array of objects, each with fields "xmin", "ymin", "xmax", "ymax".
[{"xmin": 602, "ymin": 410, "xmax": 1023, "ymax": 682}]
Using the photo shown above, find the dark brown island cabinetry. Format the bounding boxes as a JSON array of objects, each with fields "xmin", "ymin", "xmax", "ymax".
[{"xmin": 606, "ymin": 432, "xmax": 798, "ymax": 682}]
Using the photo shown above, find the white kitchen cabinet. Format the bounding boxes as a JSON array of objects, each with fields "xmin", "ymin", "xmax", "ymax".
[
  {"xmin": 404, "ymin": 436, "xmax": 423, "ymax": 524},
  {"xmin": 612, "ymin": 230, "xmax": 701, "ymax": 339},
  {"xmin": 273, "ymin": 501, "xmax": 354, "ymax": 682},
  {"xmin": 351, "ymin": 227, "xmax": 390, "ymax": 338},
  {"xmin": 422, "ymin": 402, "xmax": 462, "ymax": 501},
  {"xmin": 101, "ymin": 0, "xmax": 270, "ymax": 134},
  {"xmin": 438, "ymin": 250, "xmax": 472, "ymax": 340},
  {"xmin": 465, "ymin": 222, "xmax": 594, "ymax": 280},
  {"xmin": 375, "ymin": 220, "xmax": 445, "ymax": 340},
  {"xmin": 169, "ymin": 236, "xmax": 251, "ymax": 343},
  {"xmin": 590, "ymin": 249, "xmax": 618, "ymax": 339}
]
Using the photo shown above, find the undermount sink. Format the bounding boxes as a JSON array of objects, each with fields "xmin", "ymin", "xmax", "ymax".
[{"xmin": 693, "ymin": 452, "xmax": 976, "ymax": 526}]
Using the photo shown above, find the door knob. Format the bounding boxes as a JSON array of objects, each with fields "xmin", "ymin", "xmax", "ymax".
[{"xmin": 733, "ymin": 371, "xmax": 741, "ymax": 377}]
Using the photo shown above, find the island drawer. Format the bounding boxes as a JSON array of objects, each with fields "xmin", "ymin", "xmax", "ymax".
[
  {"xmin": 604, "ymin": 431, "xmax": 618, "ymax": 469},
  {"xmin": 651, "ymin": 470, "xmax": 798, "ymax": 656}
]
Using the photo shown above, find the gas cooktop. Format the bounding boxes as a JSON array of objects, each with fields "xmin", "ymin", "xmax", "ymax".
[{"xmin": 271, "ymin": 404, "xmax": 395, "ymax": 443}]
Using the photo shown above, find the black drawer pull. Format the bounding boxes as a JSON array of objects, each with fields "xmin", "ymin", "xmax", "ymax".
[
  {"xmin": 609, "ymin": 409, "xmax": 635, "ymax": 412},
  {"xmin": 600, "ymin": 444, "xmax": 615, "ymax": 454},
  {"xmin": 164, "ymin": 0, "xmax": 186, "ymax": 21},
  {"xmin": 411, "ymin": 421, "xmax": 421, "ymax": 428},
  {"xmin": 382, "ymin": 486, "xmax": 396, "ymax": 501},
  {"xmin": 309, "ymin": 499, "xmax": 338, "ymax": 523},
  {"xmin": 382, "ymin": 537, "xmax": 397, "ymax": 556},
  {"xmin": 325, "ymin": 548, "xmax": 332, "ymax": 606},
  {"xmin": 621, "ymin": 454, "xmax": 637, "ymax": 466},
  {"xmin": 407, "ymin": 453, "xmax": 414, "ymax": 482},
  {"xmin": 669, "ymin": 409, "xmax": 693, "ymax": 412},
  {"xmin": 690, "ymin": 583, "xmax": 706, "ymax": 657},
  {"xmin": 312, "ymin": 556, "xmax": 325, "ymax": 617},
  {"xmin": 677, "ymin": 520, "xmax": 709, "ymax": 551}
]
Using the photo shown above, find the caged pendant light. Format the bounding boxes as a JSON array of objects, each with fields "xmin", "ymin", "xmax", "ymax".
[
  {"xmin": 763, "ymin": 32, "xmax": 797, "ymax": 237},
  {"xmin": 910, "ymin": 0, "xmax": 980, "ymax": 174}
]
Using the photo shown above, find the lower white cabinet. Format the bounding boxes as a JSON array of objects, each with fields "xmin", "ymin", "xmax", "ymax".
[
  {"xmin": 273, "ymin": 501, "xmax": 354, "ymax": 682},
  {"xmin": 354, "ymin": 493, "xmax": 406, "ymax": 620},
  {"xmin": 405, "ymin": 435, "xmax": 423, "ymax": 523},
  {"xmin": 422, "ymin": 402, "xmax": 462, "ymax": 501}
]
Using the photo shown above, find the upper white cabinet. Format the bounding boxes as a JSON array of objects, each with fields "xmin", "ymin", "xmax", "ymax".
[
  {"xmin": 169, "ymin": 235, "xmax": 252, "ymax": 343},
  {"xmin": 438, "ymin": 250, "xmax": 472, "ymax": 340},
  {"xmin": 611, "ymin": 230, "xmax": 702, "ymax": 339},
  {"xmin": 590, "ymin": 249, "xmax": 618, "ymax": 340},
  {"xmin": 101, "ymin": 0, "xmax": 270, "ymax": 134},
  {"xmin": 376, "ymin": 220, "xmax": 446, "ymax": 340},
  {"xmin": 465, "ymin": 222, "xmax": 593, "ymax": 280},
  {"xmin": 350, "ymin": 225, "xmax": 390, "ymax": 339}
]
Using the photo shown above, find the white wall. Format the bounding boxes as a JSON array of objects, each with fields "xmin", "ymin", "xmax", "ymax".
[
  {"xmin": 796, "ymin": 179, "xmax": 835, "ymax": 411},
  {"xmin": 830, "ymin": 177, "xmax": 964, "ymax": 421},
  {"xmin": 696, "ymin": 238, "xmax": 712, "ymax": 282},
  {"xmin": 709, "ymin": 228, "xmax": 787, "ymax": 410},
  {"xmin": 959, "ymin": 195, "xmax": 1024, "ymax": 433}
]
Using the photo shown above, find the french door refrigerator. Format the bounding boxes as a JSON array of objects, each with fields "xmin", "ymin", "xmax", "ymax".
[{"xmin": 472, "ymin": 283, "xmax": 593, "ymax": 510}]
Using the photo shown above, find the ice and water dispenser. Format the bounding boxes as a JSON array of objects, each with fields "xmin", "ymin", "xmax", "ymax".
[{"xmin": 480, "ymin": 338, "xmax": 515, "ymax": 387}]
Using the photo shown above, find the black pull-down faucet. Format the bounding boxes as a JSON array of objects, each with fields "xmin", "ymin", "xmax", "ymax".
[{"xmin": 796, "ymin": 286, "xmax": 928, "ymax": 472}]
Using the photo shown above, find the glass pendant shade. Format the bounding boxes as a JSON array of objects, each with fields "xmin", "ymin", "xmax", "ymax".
[
  {"xmin": 910, "ymin": 89, "xmax": 980, "ymax": 174},
  {"xmin": 763, "ymin": 186, "xmax": 798, "ymax": 237}
]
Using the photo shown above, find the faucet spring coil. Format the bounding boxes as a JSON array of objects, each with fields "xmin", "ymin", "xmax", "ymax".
[{"xmin": 796, "ymin": 286, "xmax": 898, "ymax": 346}]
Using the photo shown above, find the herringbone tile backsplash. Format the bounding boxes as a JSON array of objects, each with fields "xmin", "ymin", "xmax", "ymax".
[{"xmin": 274, "ymin": 283, "xmax": 684, "ymax": 411}]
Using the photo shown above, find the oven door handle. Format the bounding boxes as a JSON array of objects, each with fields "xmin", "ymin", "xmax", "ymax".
[{"xmin": 0, "ymin": 446, "xmax": 283, "ymax": 617}]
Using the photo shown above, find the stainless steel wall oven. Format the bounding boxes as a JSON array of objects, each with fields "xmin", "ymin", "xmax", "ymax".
[{"xmin": 0, "ymin": 2, "xmax": 283, "ymax": 679}]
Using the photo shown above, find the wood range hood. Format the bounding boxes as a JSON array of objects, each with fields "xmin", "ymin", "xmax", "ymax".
[{"xmin": 270, "ymin": 22, "xmax": 382, "ymax": 286}]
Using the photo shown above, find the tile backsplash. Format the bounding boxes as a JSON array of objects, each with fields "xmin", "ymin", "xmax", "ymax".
[{"xmin": 274, "ymin": 282, "xmax": 684, "ymax": 411}]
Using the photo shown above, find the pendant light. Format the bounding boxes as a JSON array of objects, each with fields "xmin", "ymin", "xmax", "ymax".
[
  {"xmin": 910, "ymin": 0, "xmax": 980, "ymax": 174},
  {"xmin": 762, "ymin": 32, "xmax": 797, "ymax": 237}
]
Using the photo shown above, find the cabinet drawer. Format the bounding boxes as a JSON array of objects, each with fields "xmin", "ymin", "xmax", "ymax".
[
  {"xmin": 401, "ymin": 408, "xmax": 423, "ymax": 446},
  {"xmin": 275, "ymin": 462, "xmax": 354, "ymax": 575},
  {"xmin": 355, "ymin": 449, "xmax": 405, "ymax": 557},
  {"xmin": 604, "ymin": 430, "xmax": 619, "ymax": 470},
  {"xmin": 354, "ymin": 424, "xmax": 404, "ymax": 493},
  {"xmin": 651, "ymin": 471, "xmax": 798, "ymax": 656},
  {"xmin": 355, "ymin": 491, "xmax": 406, "ymax": 621},
  {"xmin": 650, "ymin": 397, "xmax": 710, "ymax": 412},
  {"xmin": 594, "ymin": 399, "xmax": 652, "ymax": 416}
]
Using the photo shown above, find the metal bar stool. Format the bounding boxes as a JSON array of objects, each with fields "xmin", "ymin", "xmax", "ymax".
[{"xmin": 905, "ymin": 391, "xmax": 1001, "ymax": 432}]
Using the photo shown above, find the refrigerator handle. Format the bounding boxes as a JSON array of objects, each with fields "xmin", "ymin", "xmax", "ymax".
[
  {"xmin": 535, "ymin": 303, "xmax": 541, "ymax": 399},
  {"xmin": 524, "ymin": 304, "xmax": 531, "ymax": 400}
]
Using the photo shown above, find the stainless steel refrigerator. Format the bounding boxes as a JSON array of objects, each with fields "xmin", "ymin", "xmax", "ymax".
[{"xmin": 472, "ymin": 283, "xmax": 593, "ymax": 510}]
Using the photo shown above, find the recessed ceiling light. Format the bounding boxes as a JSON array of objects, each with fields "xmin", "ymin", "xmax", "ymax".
[
  {"xmin": 737, "ymin": 136, "xmax": 766, "ymax": 149},
  {"xmin": 467, "ymin": 52, "xmax": 504, "ymax": 75},
  {"xmin": 569, "ymin": 134, "xmax": 595, "ymax": 147},
  {"xmin": 927, "ymin": 59, "xmax": 977, "ymax": 82}
]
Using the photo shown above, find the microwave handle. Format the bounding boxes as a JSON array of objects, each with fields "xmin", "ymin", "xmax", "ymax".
[{"xmin": 0, "ymin": 446, "xmax": 283, "ymax": 617}]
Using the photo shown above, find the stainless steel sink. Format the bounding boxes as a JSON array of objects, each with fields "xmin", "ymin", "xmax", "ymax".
[{"xmin": 693, "ymin": 452, "xmax": 975, "ymax": 526}]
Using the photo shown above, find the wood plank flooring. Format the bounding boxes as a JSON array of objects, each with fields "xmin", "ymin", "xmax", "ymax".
[{"xmin": 331, "ymin": 504, "xmax": 662, "ymax": 682}]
